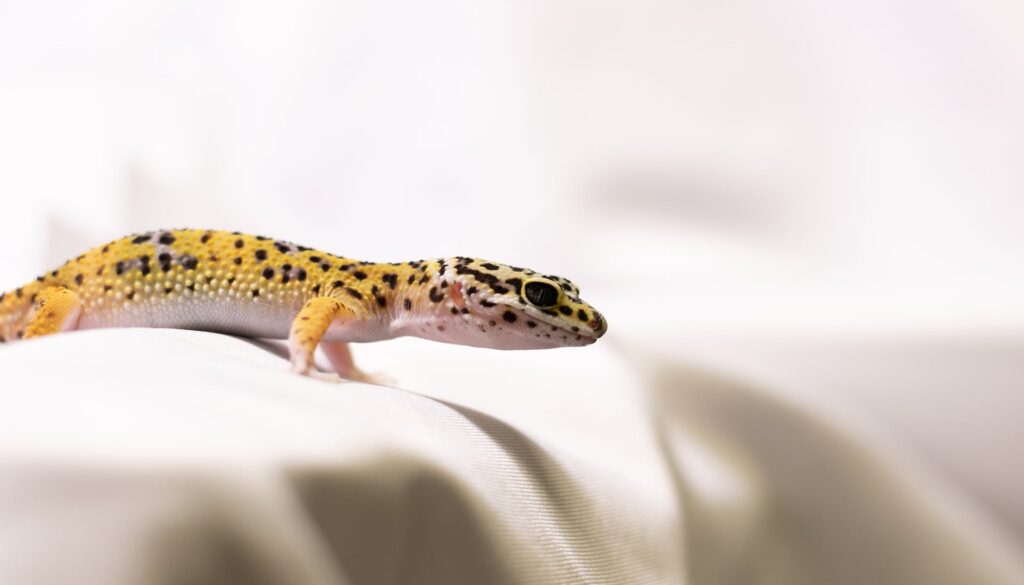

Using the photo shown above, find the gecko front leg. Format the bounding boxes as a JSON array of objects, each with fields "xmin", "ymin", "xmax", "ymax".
[{"xmin": 288, "ymin": 296, "xmax": 350, "ymax": 381}]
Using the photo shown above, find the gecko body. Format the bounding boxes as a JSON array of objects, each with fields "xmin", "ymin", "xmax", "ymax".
[{"xmin": 0, "ymin": 229, "xmax": 606, "ymax": 382}]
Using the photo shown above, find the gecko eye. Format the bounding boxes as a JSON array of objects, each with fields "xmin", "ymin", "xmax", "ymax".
[{"xmin": 523, "ymin": 280, "xmax": 560, "ymax": 308}]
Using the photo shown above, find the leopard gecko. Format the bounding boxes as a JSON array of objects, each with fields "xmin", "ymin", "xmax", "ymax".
[{"xmin": 0, "ymin": 229, "xmax": 607, "ymax": 382}]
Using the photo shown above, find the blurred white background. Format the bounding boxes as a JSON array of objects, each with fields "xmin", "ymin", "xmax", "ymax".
[
  {"xmin": 2, "ymin": 0, "xmax": 1023, "ymax": 335},
  {"xmin": 2, "ymin": 0, "xmax": 1023, "ymax": 573}
]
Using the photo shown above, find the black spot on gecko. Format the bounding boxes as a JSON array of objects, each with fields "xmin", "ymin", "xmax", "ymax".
[
  {"xmin": 353, "ymin": 271, "xmax": 367, "ymax": 280},
  {"xmin": 274, "ymin": 242, "xmax": 290, "ymax": 254},
  {"xmin": 502, "ymin": 310, "xmax": 517, "ymax": 323},
  {"xmin": 311, "ymin": 284, "xmax": 320, "ymax": 295},
  {"xmin": 262, "ymin": 268, "xmax": 274, "ymax": 279},
  {"xmin": 559, "ymin": 306, "xmax": 573, "ymax": 316},
  {"xmin": 577, "ymin": 309, "xmax": 589, "ymax": 322},
  {"xmin": 115, "ymin": 262, "xmax": 125, "ymax": 275},
  {"xmin": 480, "ymin": 299, "xmax": 495, "ymax": 307},
  {"xmin": 104, "ymin": 285, "xmax": 112, "ymax": 292},
  {"xmin": 102, "ymin": 245, "xmax": 110, "ymax": 254},
  {"xmin": 140, "ymin": 264, "xmax": 151, "ymax": 276},
  {"xmin": 132, "ymin": 234, "xmax": 150, "ymax": 244},
  {"xmin": 186, "ymin": 284, "xmax": 195, "ymax": 292},
  {"xmin": 382, "ymin": 273, "xmax": 398, "ymax": 289},
  {"xmin": 527, "ymin": 321, "xmax": 537, "ymax": 328},
  {"xmin": 419, "ymin": 274, "xmax": 429, "ymax": 285},
  {"xmin": 234, "ymin": 239, "xmax": 244, "ymax": 249},
  {"xmin": 14, "ymin": 288, "xmax": 22, "ymax": 298},
  {"xmin": 200, "ymin": 232, "xmax": 212, "ymax": 243},
  {"xmin": 481, "ymin": 263, "xmax": 499, "ymax": 271},
  {"xmin": 180, "ymin": 256, "xmax": 198, "ymax": 270},
  {"xmin": 251, "ymin": 289, "xmax": 260, "ymax": 298},
  {"xmin": 454, "ymin": 265, "xmax": 500, "ymax": 287},
  {"xmin": 74, "ymin": 274, "xmax": 83, "ymax": 285},
  {"xmin": 309, "ymin": 256, "xmax": 320, "ymax": 263},
  {"xmin": 282, "ymin": 263, "xmax": 292, "ymax": 272},
  {"xmin": 320, "ymin": 263, "xmax": 331, "ymax": 272},
  {"xmin": 450, "ymin": 307, "xmax": 459, "ymax": 314},
  {"xmin": 376, "ymin": 295, "xmax": 387, "ymax": 307},
  {"xmin": 332, "ymin": 280, "xmax": 344, "ymax": 289},
  {"xmin": 429, "ymin": 287, "xmax": 444, "ymax": 303},
  {"xmin": 296, "ymin": 268, "xmax": 307, "ymax": 281},
  {"xmin": 504, "ymin": 278, "xmax": 522, "ymax": 294},
  {"xmin": 467, "ymin": 286, "xmax": 478, "ymax": 295},
  {"xmin": 254, "ymin": 249, "xmax": 267, "ymax": 261},
  {"xmin": 164, "ymin": 287, "xmax": 172, "ymax": 294},
  {"xmin": 158, "ymin": 252, "xmax": 171, "ymax": 262},
  {"xmin": 233, "ymin": 257, "xmax": 242, "ymax": 265},
  {"xmin": 404, "ymin": 298, "xmax": 412, "ymax": 310},
  {"xmin": 127, "ymin": 291, "xmax": 135, "ymax": 300},
  {"xmin": 346, "ymin": 288, "xmax": 363, "ymax": 300},
  {"xmin": 158, "ymin": 233, "xmax": 175, "ymax": 245},
  {"xmin": 281, "ymin": 273, "xmax": 290, "ymax": 284},
  {"xmin": 490, "ymin": 285, "xmax": 509, "ymax": 295},
  {"xmin": 407, "ymin": 274, "xmax": 416, "ymax": 285}
]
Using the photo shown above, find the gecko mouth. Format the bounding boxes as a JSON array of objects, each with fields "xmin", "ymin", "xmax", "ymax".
[{"xmin": 535, "ymin": 317, "xmax": 601, "ymax": 345}]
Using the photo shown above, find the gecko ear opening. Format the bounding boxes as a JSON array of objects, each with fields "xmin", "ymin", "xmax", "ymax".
[
  {"xmin": 450, "ymin": 281, "xmax": 466, "ymax": 308},
  {"xmin": 522, "ymin": 279, "xmax": 560, "ymax": 309}
]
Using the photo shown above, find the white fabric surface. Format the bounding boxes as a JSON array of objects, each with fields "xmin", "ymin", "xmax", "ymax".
[
  {"xmin": 0, "ymin": 329, "xmax": 1021, "ymax": 585},
  {"xmin": 0, "ymin": 330, "xmax": 682, "ymax": 585}
]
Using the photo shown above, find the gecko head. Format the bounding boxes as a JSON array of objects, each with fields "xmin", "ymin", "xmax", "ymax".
[{"xmin": 437, "ymin": 257, "xmax": 607, "ymax": 350}]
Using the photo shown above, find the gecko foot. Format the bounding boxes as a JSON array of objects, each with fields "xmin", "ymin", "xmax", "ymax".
[{"xmin": 290, "ymin": 361, "xmax": 342, "ymax": 383}]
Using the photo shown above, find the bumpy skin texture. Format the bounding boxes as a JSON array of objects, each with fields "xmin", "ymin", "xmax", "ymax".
[{"xmin": 0, "ymin": 229, "xmax": 606, "ymax": 382}]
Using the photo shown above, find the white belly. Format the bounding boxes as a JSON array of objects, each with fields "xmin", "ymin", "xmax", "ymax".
[{"xmin": 78, "ymin": 296, "xmax": 300, "ymax": 339}]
